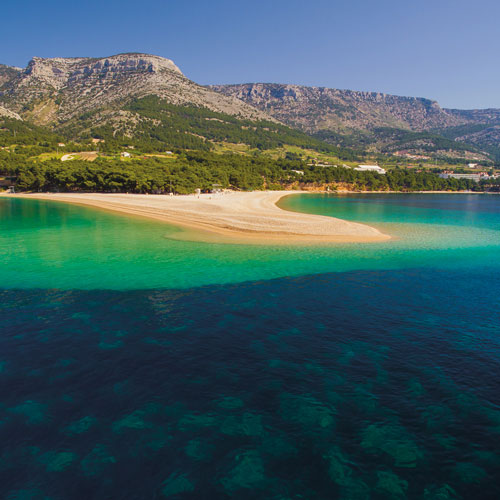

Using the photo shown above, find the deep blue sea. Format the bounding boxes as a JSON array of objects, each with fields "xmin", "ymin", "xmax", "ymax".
[{"xmin": 1, "ymin": 194, "xmax": 499, "ymax": 499}]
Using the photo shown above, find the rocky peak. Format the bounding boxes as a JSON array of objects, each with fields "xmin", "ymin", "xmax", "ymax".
[{"xmin": 22, "ymin": 53, "xmax": 183, "ymax": 89}]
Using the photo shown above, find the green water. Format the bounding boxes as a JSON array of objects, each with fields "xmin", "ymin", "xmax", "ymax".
[{"xmin": 1, "ymin": 194, "xmax": 499, "ymax": 290}]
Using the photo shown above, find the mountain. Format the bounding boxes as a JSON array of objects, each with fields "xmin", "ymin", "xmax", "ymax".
[
  {"xmin": 0, "ymin": 54, "xmax": 348, "ymax": 156},
  {"xmin": 0, "ymin": 54, "xmax": 272, "ymax": 127},
  {"xmin": 2, "ymin": 54, "xmax": 499, "ymax": 162},
  {"xmin": 211, "ymin": 83, "xmax": 500, "ymax": 161},
  {"xmin": 209, "ymin": 83, "xmax": 468, "ymax": 133}
]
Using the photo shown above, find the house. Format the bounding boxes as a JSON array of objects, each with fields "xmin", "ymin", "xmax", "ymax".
[
  {"xmin": 57, "ymin": 143, "xmax": 66, "ymax": 147},
  {"xmin": 121, "ymin": 152, "xmax": 131, "ymax": 158},
  {"xmin": 355, "ymin": 165, "xmax": 386, "ymax": 174},
  {"xmin": 91, "ymin": 138, "xmax": 104, "ymax": 144}
]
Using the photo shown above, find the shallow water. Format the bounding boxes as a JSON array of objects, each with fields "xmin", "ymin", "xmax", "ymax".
[
  {"xmin": 1, "ymin": 194, "xmax": 500, "ymax": 289},
  {"xmin": 1, "ymin": 194, "xmax": 499, "ymax": 499}
]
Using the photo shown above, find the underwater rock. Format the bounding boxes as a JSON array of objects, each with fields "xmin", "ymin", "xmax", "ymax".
[
  {"xmin": 323, "ymin": 447, "xmax": 373, "ymax": 499},
  {"xmin": 452, "ymin": 462, "xmax": 487, "ymax": 484},
  {"xmin": 144, "ymin": 427, "xmax": 172, "ymax": 452},
  {"xmin": 220, "ymin": 412, "xmax": 264, "ymax": 437},
  {"xmin": 98, "ymin": 330, "xmax": 127, "ymax": 350},
  {"xmin": 10, "ymin": 401, "xmax": 48, "ymax": 425},
  {"xmin": 324, "ymin": 447, "xmax": 353, "ymax": 486},
  {"xmin": 340, "ymin": 478, "xmax": 371, "ymax": 500},
  {"xmin": 40, "ymin": 451, "xmax": 75, "ymax": 472},
  {"xmin": 303, "ymin": 362, "xmax": 325, "ymax": 375},
  {"xmin": 128, "ymin": 426, "xmax": 172, "ymax": 456},
  {"xmin": 407, "ymin": 379, "xmax": 426, "ymax": 397},
  {"xmin": 221, "ymin": 450, "xmax": 266, "ymax": 492},
  {"xmin": 216, "ymin": 396, "xmax": 244, "ymax": 410},
  {"xmin": 376, "ymin": 470, "xmax": 408, "ymax": 498},
  {"xmin": 434, "ymin": 434, "xmax": 457, "ymax": 450},
  {"xmin": 483, "ymin": 407, "xmax": 500, "ymax": 434},
  {"xmin": 6, "ymin": 489, "xmax": 52, "ymax": 500},
  {"xmin": 178, "ymin": 413, "xmax": 217, "ymax": 431},
  {"xmin": 423, "ymin": 483, "xmax": 459, "ymax": 499},
  {"xmin": 112, "ymin": 409, "xmax": 152, "ymax": 433},
  {"xmin": 361, "ymin": 423, "xmax": 422, "ymax": 467},
  {"xmin": 80, "ymin": 444, "xmax": 116, "ymax": 477},
  {"xmin": 55, "ymin": 358, "xmax": 74, "ymax": 368},
  {"xmin": 143, "ymin": 337, "xmax": 172, "ymax": 348},
  {"xmin": 161, "ymin": 472, "xmax": 195, "ymax": 496},
  {"xmin": 64, "ymin": 416, "xmax": 97, "ymax": 435},
  {"xmin": 421, "ymin": 404, "xmax": 454, "ymax": 431},
  {"xmin": 352, "ymin": 386, "xmax": 379, "ymax": 414},
  {"xmin": 280, "ymin": 393, "xmax": 335, "ymax": 430},
  {"xmin": 260, "ymin": 435, "xmax": 297, "ymax": 458},
  {"xmin": 185, "ymin": 439, "xmax": 213, "ymax": 461},
  {"xmin": 98, "ymin": 339, "xmax": 123, "ymax": 349}
]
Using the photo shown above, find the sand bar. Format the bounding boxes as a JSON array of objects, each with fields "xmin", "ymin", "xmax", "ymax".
[{"xmin": 3, "ymin": 191, "xmax": 390, "ymax": 244}]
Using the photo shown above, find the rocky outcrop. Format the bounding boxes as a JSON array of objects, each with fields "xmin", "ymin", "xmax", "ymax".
[
  {"xmin": 210, "ymin": 83, "xmax": 466, "ymax": 133},
  {"xmin": 0, "ymin": 105, "xmax": 21, "ymax": 120}
]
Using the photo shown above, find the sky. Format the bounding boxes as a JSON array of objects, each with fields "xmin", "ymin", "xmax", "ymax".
[{"xmin": 1, "ymin": 0, "xmax": 498, "ymax": 109}]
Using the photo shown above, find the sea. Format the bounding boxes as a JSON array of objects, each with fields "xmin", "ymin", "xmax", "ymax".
[{"xmin": 0, "ymin": 193, "xmax": 499, "ymax": 499}]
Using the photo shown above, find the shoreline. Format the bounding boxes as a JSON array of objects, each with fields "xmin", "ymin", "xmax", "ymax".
[{"xmin": 1, "ymin": 191, "xmax": 390, "ymax": 245}]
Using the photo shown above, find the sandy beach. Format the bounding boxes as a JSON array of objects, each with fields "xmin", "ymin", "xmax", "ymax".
[{"xmin": 4, "ymin": 191, "xmax": 390, "ymax": 244}]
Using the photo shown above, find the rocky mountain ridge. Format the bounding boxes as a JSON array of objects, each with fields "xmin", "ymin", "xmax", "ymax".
[
  {"xmin": 0, "ymin": 54, "xmax": 272, "ymax": 126},
  {"xmin": 209, "ymin": 83, "xmax": 468, "ymax": 132},
  {"xmin": 1, "ymin": 53, "xmax": 499, "ymax": 161}
]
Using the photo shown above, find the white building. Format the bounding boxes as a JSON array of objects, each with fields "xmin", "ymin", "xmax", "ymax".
[
  {"xmin": 439, "ymin": 172, "xmax": 489, "ymax": 182},
  {"xmin": 120, "ymin": 152, "xmax": 131, "ymax": 158},
  {"xmin": 355, "ymin": 165, "xmax": 386, "ymax": 174}
]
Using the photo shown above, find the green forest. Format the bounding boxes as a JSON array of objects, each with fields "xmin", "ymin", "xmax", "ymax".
[
  {"xmin": 1, "ymin": 114, "xmax": 499, "ymax": 194},
  {"xmin": 1, "ymin": 148, "xmax": 491, "ymax": 194}
]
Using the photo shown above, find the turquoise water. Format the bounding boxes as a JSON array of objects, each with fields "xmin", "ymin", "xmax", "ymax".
[
  {"xmin": 1, "ymin": 194, "xmax": 500, "ymax": 289},
  {"xmin": 1, "ymin": 194, "xmax": 500, "ymax": 499}
]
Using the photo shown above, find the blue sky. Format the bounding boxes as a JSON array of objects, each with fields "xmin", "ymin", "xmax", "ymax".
[{"xmin": 1, "ymin": 0, "xmax": 498, "ymax": 109}]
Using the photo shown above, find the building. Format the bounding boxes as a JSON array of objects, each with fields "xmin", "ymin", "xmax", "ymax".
[
  {"xmin": 120, "ymin": 152, "xmax": 131, "ymax": 158},
  {"xmin": 355, "ymin": 165, "xmax": 386, "ymax": 174},
  {"xmin": 439, "ymin": 172, "xmax": 489, "ymax": 182}
]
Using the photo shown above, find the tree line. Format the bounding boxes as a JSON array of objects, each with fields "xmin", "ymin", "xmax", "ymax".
[{"xmin": 1, "ymin": 149, "xmax": 484, "ymax": 194}]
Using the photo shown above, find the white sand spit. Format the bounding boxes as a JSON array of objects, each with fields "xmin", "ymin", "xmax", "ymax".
[{"xmin": 4, "ymin": 191, "xmax": 390, "ymax": 244}]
